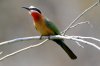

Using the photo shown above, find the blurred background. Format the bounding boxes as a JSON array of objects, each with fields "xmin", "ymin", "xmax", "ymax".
[{"xmin": 0, "ymin": 0, "xmax": 100, "ymax": 66}]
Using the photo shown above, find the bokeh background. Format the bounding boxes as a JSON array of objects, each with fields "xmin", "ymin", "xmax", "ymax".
[{"xmin": 0, "ymin": 0, "xmax": 100, "ymax": 66}]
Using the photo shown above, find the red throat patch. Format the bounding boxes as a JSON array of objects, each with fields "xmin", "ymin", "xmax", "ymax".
[{"xmin": 31, "ymin": 12, "xmax": 41, "ymax": 22}]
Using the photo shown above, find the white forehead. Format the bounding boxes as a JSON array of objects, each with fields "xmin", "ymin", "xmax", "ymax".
[
  {"xmin": 28, "ymin": 6, "xmax": 41, "ymax": 15},
  {"xmin": 29, "ymin": 6, "xmax": 36, "ymax": 9},
  {"xmin": 28, "ymin": 6, "xmax": 39, "ymax": 15}
]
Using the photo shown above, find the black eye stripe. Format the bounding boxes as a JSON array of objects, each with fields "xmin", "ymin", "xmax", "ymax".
[{"xmin": 30, "ymin": 8, "xmax": 41, "ymax": 14}]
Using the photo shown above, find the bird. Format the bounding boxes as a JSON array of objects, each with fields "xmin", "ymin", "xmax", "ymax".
[{"xmin": 22, "ymin": 6, "xmax": 77, "ymax": 60}]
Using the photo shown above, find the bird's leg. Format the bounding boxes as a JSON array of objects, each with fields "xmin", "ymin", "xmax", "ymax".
[
  {"xmin": 48, "ymin": 35, "xmax": 51, "ymax": 40},
  {"xmin": 48, "ymin": 35, "xmax": 55, "ymax": 40},
  {"xmin": 40, "ymin": 35, "xmax": 43, "ymax": 40}
]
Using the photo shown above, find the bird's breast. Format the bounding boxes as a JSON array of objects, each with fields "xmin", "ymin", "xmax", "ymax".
[{"xmin": 34, "ymin": 21, "xmax": 54, "ymax": 36}]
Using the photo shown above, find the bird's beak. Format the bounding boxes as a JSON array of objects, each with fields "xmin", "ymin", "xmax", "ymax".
[{"xmin": 22, "ymin": 7, "xmax": 30, "ymax": 11}]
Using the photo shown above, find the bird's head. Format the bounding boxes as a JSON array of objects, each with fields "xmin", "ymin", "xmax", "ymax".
[{"xmin": 22, "ymin": 6, "xmax": 43, "ymax": 21}]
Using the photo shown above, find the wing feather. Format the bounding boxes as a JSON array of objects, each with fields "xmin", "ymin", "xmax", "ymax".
[{"xmin": 45, "ymin": 19, "xmax": 61, "ymax": 35}]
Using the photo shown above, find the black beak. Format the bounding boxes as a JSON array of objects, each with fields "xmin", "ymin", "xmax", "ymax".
[
  {"xmin": 22, "ymin": 6, "xmax": 42, "ymax": 14},
  {"xmin": 22, "ymin": 7, "xmax": 30, "ymax": 11}
]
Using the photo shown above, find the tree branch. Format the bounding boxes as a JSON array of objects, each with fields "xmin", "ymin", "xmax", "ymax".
[
  {"xmin": 0, "ymin": 36, "xmax": 41, "ymax": 46},
  {"xmin": 69, "ymin": 21, "xmax": 91, "ymax": 29},
  {"xmin": 62, "ymin": 0, "xmax": 99, "ymax": 35},
  {"xmin": 0, "ymin": 35, "xmax": 100, "ymax": 61},
  {"xmin": 0, "ymin": 39, "xmax": 48, "ymax": 61}
]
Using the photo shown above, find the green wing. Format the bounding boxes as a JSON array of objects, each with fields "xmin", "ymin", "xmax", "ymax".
[{"xmin": 45, "ymin": 19, "xmax": 61, "ymax": 35}]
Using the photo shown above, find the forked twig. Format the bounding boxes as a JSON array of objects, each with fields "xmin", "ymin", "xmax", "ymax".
[{"xmin": 62, "ymin": 1, "xmax": 99, "ymax": 35}]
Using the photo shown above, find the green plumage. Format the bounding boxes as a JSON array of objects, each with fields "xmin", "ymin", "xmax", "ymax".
[
  {"xmin": 45, "ymin": 19, "xmax": 77, "ymax": 59},
  {"xmin": 45, "ymin": 19, "xmax": 60, "ymax": 35}
]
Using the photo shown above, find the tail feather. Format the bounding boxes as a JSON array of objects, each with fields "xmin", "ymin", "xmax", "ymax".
[{"xmin": 53, "ymin": 40, "xmax": 77, "ymax": 60}]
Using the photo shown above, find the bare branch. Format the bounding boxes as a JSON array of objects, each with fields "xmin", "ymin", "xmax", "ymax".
[
  {"xmin": 70, "ymin": 36, "xmax": 100, "ymax": 42},
  {"xmin": 56, "ymin": 35, "xmax": 100, "ymax": 50},
  {"xmin": 72, "ymin": 38, "xmax": 100, "ymax": 50},
  {"xmin": 0, "ymin": 36, "xmax": 41, "ymax": 46},
  {"xmin": 0, "ymin": 39, "xmax": 48, "ymax": 61},
  {"xmin": 0, "ymin": 35, "xmax": 100, "ymax": 61},
  {"xmin": 61, "ymin": 21, "xmax": 91, "ymax": 34},
  {"xmin": 62, "ymin": 1, "xmax": 99, "ymax": 35},
  {"xmin": 69, "ymin": 21, "xmax": 91, "ymax": 29},
  {"xmin": 0, "ymin": 35, "xmax": 100, "ymax": 48}
]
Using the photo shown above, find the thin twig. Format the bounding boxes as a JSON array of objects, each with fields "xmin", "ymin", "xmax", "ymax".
[
  {"xmin": 69, "ymin": 21, "xmax": 90, "ymax": 29},
  {"xmin": 0, "ymin": 39, "xmax": 48, "ymax": 61},
  {"xmin": 61, "ymin": 21, "xmax": 90, "ymax": 34},
  {"xmin": 75, "ymin": 41, "xmax": 84, "ymax": 48},
  {"xmin": 62, "ymin": 1, "xmax": 99, "ymax": 35},
  {"xmin": 70, "ymin": 36, "xmax": 100, "ymax": 42},
  {"xmin": 57, "ymin": 35, "xmax": 100, "ymax": 50},
  {"xmin": 72, "ymin": 38, "xmax": 100, "ymax": 50}
]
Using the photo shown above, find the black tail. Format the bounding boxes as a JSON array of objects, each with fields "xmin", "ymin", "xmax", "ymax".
[{"xmin": 53, "ymin": 40, "xmax": 77, "ymax": 60}]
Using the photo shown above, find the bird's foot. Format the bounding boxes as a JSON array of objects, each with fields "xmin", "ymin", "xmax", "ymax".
[{"xmin": 40, "ymin": 35, "xmax": 51, "ymax": 40}]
